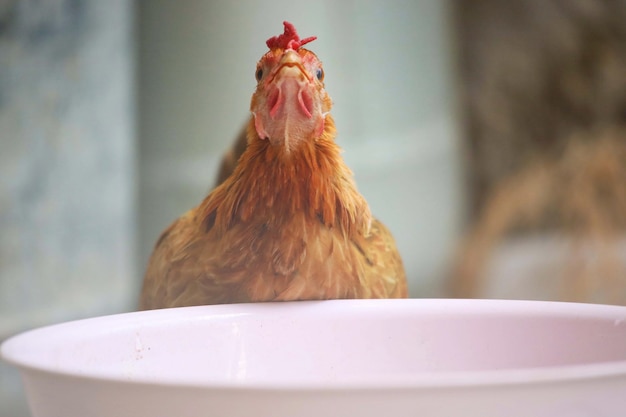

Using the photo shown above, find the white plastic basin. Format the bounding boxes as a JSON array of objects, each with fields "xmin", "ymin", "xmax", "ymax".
[{"xmin": 3, "ymin": 299, "xmax": 626, "ymax": 417}]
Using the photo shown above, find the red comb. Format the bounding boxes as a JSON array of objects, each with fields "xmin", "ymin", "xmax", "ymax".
[{"xmin": 266, "ymin": 21, "xmax": 317, "ymax": 50}]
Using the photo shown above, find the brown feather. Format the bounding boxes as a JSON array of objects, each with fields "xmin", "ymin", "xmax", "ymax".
[
  {"xmin": 139, "ymin": 116, "xmax": 407, "ymax": 309},
  {"xmin": 214, "ymin": 123, "xmax": 248, "ymax": 187}
]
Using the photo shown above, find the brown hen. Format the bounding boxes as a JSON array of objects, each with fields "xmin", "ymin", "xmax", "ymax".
[{"xmin": 139, "ymin": 22, "xmax": 407, "ymax": 309}]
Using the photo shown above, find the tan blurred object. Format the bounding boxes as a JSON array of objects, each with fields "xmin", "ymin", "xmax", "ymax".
[
  {"xmin": 451, "ymin": 0, "xmax": 626, "ymax": 303},
  {"xmin": 452, "ymin": 135, "xmax": 626, "ymax": 303}
]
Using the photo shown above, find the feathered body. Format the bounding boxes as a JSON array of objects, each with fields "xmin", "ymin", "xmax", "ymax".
[{"xmin": 140, "ymin": 22, "xmax": 406, "ymax": 309}]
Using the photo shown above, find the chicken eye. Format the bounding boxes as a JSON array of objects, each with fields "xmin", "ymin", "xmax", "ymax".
[
  {"xmin": 316, "ymin": 68, "xmax": 324, "ymax": 81},
  {"xmin": 255, "ymin": 68, "xmax": 263, "ymax": 81}
]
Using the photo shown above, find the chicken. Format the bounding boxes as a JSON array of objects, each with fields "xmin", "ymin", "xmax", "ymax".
[{"xmin": 139, "ymin": 21, "xmax": 407, "ymax": 309}]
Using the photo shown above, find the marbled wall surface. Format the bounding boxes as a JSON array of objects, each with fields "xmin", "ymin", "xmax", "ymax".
[{"xmin": 0, "ymin": 1, "xmax": 135, "ymax": 415}]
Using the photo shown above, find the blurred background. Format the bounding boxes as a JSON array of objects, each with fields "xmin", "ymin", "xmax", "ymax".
[{"xmin": 1, "ymin": 0, "xmax": 625, "ymax": 415}]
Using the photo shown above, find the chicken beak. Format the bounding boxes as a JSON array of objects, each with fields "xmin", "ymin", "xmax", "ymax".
[
  {"xmin": 272, "ymin": 50, "xmax": 311, "ymax": 82},
  {"xmin": 281, "ymin": 49, "xmax": 300, "ymax": 66}
]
